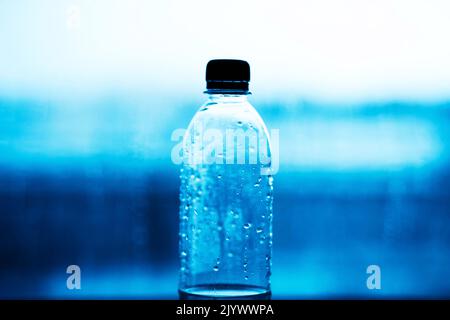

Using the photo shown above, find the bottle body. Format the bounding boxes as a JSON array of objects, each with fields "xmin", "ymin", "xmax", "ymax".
[{"xmin": 179, "ymin": 94, "xmax": 273, "ymax": 298}]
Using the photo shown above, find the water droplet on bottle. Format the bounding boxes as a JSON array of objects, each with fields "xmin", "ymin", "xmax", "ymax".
[
  {"xmin": 237, "ymin": 121, "xmax": 243, "ymax": 126},
  {"xmin": 217, "ymin": 174, "xmax": 222, "ymax": 179},
  {"xmin": 243, "ymin": 223, "xmax": 252, "ymax": 229},
  {"xmin": 181, "ymin": 251, "xmax": 187, "ymax": 257},
  {"xmin": 243, "ymin": 262, "xmax": 248, "ymax": 268},
  {"xmin": 213, "ymin": 265, "xmax": 219, "ymax": 272},
  {"xmin": 193, "ymin": 209, "xmax": 198, "ymax": 216},
  {"xmin": 244, "ymin": 276, "xmax": 249, "ymax": 280},
  {"xmin": 227, "ymin": 252, "xmax": 233, "ymax": 258},
  {"xmin": 200, "ymin": 107, "xmax": 208, "ymax": 111},
  {"xmin": 256, "ymin": 227, "xmax": 263, "ymax": 233}
]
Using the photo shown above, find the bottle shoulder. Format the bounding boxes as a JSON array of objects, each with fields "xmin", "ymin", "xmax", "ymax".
[
  {"xmin": 183, "ymin": 99, "xmax": 271, "ymax": 146},
  {"xmin": 191, "ymin": 99, "xmax": 265, "ymax": 126}
]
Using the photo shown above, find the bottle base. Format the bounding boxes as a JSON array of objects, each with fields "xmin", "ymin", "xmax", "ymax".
[{"xmin": 179, "ymin": 284, "xmax": 271, "ymax": 300}]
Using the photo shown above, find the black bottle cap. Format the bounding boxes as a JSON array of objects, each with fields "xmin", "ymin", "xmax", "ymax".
[{"xmin": 205, "ymin": 59, "xmax": 250, "ymax": 93}]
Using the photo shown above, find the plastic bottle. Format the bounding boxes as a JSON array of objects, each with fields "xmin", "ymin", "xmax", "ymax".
[{"xmin": 179, "ymin": 59, "xmax": 273, "ymax": 298}]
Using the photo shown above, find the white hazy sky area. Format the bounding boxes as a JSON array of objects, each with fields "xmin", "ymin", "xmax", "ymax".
[{"xmin": 0, "ymin": 0, "xmax": 449, "ymax": 103}]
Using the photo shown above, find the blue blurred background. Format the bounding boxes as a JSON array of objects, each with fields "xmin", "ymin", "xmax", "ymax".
[{"xmin": 1, "ymin": 0, "xmax": 450, "ymax": 298}]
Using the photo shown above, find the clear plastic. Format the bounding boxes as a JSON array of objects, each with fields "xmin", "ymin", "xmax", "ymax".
[{"xmin": 178, "ymin": 93, "xmax": 273, "ymax": 298}]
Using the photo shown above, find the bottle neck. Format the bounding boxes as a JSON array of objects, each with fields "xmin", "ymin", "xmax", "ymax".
[{"xmin": 206, "ymin": 93, "xmax": 249, "ymax": 104}]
